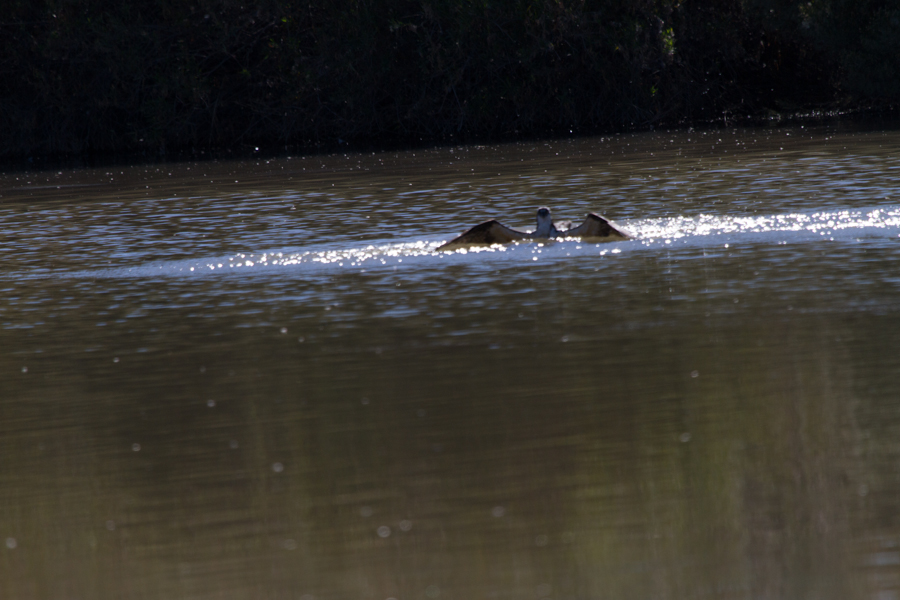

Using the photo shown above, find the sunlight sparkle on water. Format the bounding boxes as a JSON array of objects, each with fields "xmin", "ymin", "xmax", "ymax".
[
  {"xmin": 632, "ymin": 206, "xmax": 900, "ymax": 246},
  {"xmin": 181, "ymin": 206, "xmax": 900, "ymax": 275}
]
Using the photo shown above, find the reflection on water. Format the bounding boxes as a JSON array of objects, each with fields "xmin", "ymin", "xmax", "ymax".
[
  {"xmin": 2, "ymin": 125, "xmax": 900, "ymax": 600},
  {"xmin": 89, "ymin": 204, "xmax": 900, "ymax": 277}
]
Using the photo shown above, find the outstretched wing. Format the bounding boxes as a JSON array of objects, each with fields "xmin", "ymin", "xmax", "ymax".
[
  {"xmin": 436, "ymin": 219, "xmax": 529, "ymax": 251},
  {"xmin": 561, "ymin": 213, "xmax": 630, "ymax": 241}
]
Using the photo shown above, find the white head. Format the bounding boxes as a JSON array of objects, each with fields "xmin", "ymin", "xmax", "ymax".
[{"xmin": 534, "ymin": 206, "xmax": 555, "ymax": 238}]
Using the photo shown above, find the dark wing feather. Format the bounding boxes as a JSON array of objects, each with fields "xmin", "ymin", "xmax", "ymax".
[
  {"xmin": 561, "ymin": 213, "xmax": 630, "ymax": 241},
  {"xmin": 436, "ymin": 219, "xmax": 529, "ymax": 251}
]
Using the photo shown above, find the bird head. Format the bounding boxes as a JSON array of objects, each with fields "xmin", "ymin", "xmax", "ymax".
[{"xmin": 534, "ymin": 206, "xmax": 555, "ymax": 237}]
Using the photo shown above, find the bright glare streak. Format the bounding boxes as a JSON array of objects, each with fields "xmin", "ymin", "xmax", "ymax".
[
  {"xmin": 633, "ymin": 207, "xmax": 900, "ymax": 243},
  {"xmin": 189, "ymin": 206, "xmax": 900, "ymax": 271}
]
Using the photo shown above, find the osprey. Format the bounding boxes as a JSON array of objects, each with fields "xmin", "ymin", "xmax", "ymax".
[{"xmin": 436, "ymin": 207, "xmax": 630, "ymax": 251}]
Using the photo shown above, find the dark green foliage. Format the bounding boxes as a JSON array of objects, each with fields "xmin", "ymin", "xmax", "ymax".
[{"xmin": 0, "ymin": 0, "xmax": 893, "ymax": 158}]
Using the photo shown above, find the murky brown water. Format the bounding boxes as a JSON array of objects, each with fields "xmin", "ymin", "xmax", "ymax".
[{"xmin": 3, "ymin": 125, "xmax": 900, "ymax": 600}]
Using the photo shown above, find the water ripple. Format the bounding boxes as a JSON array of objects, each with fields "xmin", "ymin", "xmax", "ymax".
[{"xmin": 72, "ymin": 204, "xmax": 900, "ymax": 280}]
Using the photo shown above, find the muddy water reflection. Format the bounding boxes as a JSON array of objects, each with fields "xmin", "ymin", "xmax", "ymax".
[{"xmin": 2, "ymin": 126, "xmax": 900, "ymax": 600}]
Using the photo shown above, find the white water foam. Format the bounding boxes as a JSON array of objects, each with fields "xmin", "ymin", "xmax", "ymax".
[{"xmin": 73, "ymin": 205, "xmax": 900, "ymax": 278}]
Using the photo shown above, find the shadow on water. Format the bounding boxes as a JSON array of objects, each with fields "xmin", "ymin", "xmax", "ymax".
[{"xmin": 2, "ymin": 125, "xmax": 900, "ymax": 599}]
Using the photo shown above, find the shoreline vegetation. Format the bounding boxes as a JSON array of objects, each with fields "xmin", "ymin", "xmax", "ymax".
[{"xmin": 3, "ymin": 0, "xmax": 899, "ymax": 162}]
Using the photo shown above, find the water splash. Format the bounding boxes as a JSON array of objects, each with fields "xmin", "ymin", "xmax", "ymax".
[{"xmin": 76, "ymin": 205, "xmax": 900, "ymax": 279}]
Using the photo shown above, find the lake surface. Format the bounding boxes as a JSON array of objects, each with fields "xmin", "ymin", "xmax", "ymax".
[{"xmin": 2, "ymin": 124, "xmax": 900, "ymax": 600}]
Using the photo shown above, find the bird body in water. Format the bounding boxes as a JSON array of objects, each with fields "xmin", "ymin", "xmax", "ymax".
[{"xmin": 436, "ymin": 207, "xmax": 629, "ymax": 251}]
